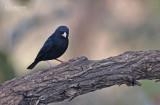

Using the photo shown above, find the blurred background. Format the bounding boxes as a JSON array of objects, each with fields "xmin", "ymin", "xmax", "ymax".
[{"xmin": 0, "ymin": 0, "xmax": 160, "ymax": 105}]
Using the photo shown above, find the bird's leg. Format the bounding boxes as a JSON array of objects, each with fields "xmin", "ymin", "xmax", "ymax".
[
  {"xmin": 46, "ymin": 60, "xmax": 54, "ymax": 68},
  {"xmin": 55, "ymin": 58, "xmax": 64, "ymax": 63}
]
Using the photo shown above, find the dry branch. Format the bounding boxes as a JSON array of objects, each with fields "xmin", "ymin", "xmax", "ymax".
[{"xmin": 1, "ymin": 50, "xmax": 160, "ymax": 105}]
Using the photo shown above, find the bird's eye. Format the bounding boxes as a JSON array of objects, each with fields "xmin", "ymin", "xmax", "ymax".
[{"xmin": 59, "ymin": 31, "xmax": 64, "ymax": 34}]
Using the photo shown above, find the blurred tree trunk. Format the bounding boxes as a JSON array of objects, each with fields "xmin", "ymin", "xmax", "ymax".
[{"xmin": 71, "ymin": 0, "xmax": 107, "ymax": 57}]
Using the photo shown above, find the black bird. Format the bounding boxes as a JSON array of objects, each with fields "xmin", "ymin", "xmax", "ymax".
[{"xmin": 27, "ymin": 25, "xmax": 69, "ymax": 69}]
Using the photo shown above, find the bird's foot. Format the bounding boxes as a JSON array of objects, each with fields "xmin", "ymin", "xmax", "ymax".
[
  {"xmin": 55, "ymin": 59, "xmax": 69, "ymax": 65},
  {"xmin": 46, "ymin": 61, "xmax": 54, "ymax": 68},
  {"xmin": 55, "ymin": 59, "xmax": 64, "ymax": 63},
  {"xmin": 50, "ymin": 65, "xmax": 54, "ymax": 68}
]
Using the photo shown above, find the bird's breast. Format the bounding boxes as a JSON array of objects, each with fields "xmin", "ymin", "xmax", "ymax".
[{"xmin": 48, "ymin": 39, "xmax": 68, "ymax": 59}]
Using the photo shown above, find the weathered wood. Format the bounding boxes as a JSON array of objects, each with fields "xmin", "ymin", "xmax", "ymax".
[{"xmin": 1, "ymin": 50, "xmax": 160, "ymax": 105}]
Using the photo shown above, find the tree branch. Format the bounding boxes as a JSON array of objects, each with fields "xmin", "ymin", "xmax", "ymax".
[{"xmin": 1, "ymin": 50, "xmax": 160, "ymax": 105}]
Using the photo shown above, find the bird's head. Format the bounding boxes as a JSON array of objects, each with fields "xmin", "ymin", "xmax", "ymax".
[{"xmin": 55, "ymin": 25, "xmax": 69, "ymax": 39}]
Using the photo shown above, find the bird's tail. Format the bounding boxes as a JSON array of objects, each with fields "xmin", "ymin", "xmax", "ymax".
[{"xmin": 27, "ymin": 61, "xmax": 39, "ymax": 70}]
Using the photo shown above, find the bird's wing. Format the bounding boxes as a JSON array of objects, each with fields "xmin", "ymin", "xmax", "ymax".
[{"xmin": 35, "ymin": 39, "xmax": 54, "ymax": 61}]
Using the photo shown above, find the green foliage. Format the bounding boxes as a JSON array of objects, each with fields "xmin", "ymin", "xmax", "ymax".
[
  {"xmin": 140, "ymin": 80, "xmax": 160, "ymax": 98},
  {"xmin": 0, "ymin": 52, "xmax": 16, "ymax": 84},
  {"xmin": 15, "ymin": 0, "xmax": 30, "ymax": 5}
]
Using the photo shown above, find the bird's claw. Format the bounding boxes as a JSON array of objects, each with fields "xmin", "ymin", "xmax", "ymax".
[{"xmin": 50, "ymin": 65, "xmax": 54, "ymax": 68}]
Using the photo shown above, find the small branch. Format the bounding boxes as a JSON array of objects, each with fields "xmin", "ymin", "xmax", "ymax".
[{"xmin": 1, "ymin": 50, "xmax": 160, "ymax": 105}]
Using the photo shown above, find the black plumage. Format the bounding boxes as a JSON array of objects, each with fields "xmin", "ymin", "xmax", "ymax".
[{"xmin": 27, "ymin": 25, "xmax": 69, "ymax": 69}]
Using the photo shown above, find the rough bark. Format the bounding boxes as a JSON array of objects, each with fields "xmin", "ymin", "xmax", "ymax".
[{"xmin": 1, "ymin": 50, "xmax": 160, "ymax": 105}]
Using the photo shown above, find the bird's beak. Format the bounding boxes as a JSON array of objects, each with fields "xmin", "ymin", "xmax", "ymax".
[{"xmin": 62, "ymin": 32, "xmax": 67, "ymax": 38}]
